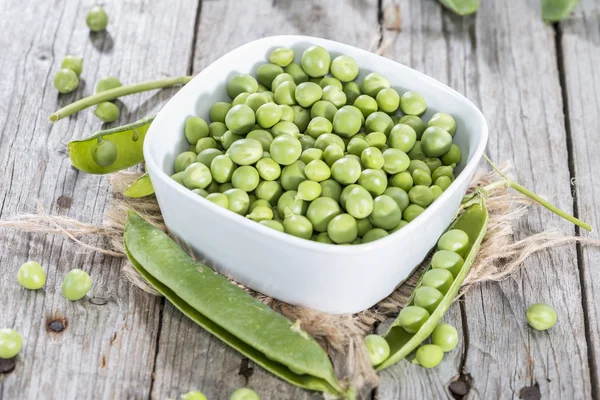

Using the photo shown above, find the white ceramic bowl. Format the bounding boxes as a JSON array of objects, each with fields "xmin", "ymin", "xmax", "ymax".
[{"xmin": 144, "ymin": 35, "xmax": 488, "ymax": 314}]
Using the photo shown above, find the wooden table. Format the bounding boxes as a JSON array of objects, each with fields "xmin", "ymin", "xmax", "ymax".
[{"xmin": 1, "ymin": 0, "xmax": 598, "ymax": 398}]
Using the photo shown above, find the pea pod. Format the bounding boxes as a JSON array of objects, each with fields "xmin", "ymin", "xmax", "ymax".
[
  {"xmin": 377, "ymin": 203, "xmax": 488, "ymax": 370},
  {"xmin": 438, "ymin": 0, "xmax": 479, "ymax": 15},
  {"xmin": 123, "ymin": 213, "xmax": 347, "ymax": 398},
  {"xmin": 68, "ymin": 116, "xmax": 154, "ymax": 174},
  {"xmin": 124, "ymin": 173, "xmax": 154, "ymax": 198},
  {"xmin": 542, "ymin": 0, "xmax": 579, "ymax": 22}
]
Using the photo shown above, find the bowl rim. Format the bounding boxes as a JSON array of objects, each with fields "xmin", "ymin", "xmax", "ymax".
[{"xmin": 144, "ymin": 34, "xmax": 489, "ymax": 255}]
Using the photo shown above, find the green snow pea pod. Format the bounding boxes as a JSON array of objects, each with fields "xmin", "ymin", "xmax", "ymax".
[
  {"xmin": 378, "ymin": 203, "xmax": 488, "ymax": 370},
  {"xmin": 68, "ymin": 116, "xmax": 154, "ymax": 174},
  {"xmin": 438, "ymin": 0, "xmax": 479, "ymax": 16},
  {"xmin": 124, "ymin": 213, "xmax": 346, "ymax": 397},
  {"xmin": 124, "ymin": 173, "xmax": 154, "ymax": 198}
]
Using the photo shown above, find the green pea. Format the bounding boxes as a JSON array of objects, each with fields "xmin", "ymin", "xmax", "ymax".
[
  {"xmin": 383, "ymin": 187, "xmax": 409, "ymax": 212},
  {"xmin": 431, "ymin": 250, "xmax": 464, "ymax": 277},
  {"xmin": 270, "ymin": 134, "xmax": 302, "ymax": 166},
  {"xmin": 361, "ymin": 72, "xmax": 390, "ymax": 97},
  {"xmin": 225, "ymin": 104, "xmax": 256, "ymax": 135},
  {"xmin": 173, "ymin": 152, "xmax": 197, "ymax": 173},
  {"xmin": 247, "ymin": 205, "xmax": 274, "ymax": 222},
  {"xmin": 300, "ymin": 148, "xmax": 324, "ymax": 164},
  {"xmin": 306, "ymin": 197, "xmax": 341, "ymax": 232},
  {"xmin": 283, "ymin": 213, "xmax": 313, "ymax": 240},
  {"xmin": 231, "ymin": 166, "xmax": 259, "ymax": 192},
  {"xmin": 339, "ymin": 184, "xmax": 360, "ymax": 209},
  {"xmin": 298, "ymin": 134, "xmax": 316, "ymax": 152},
  {"xmin": 290, "ymin": 106, "xmax": 310, "ymax": 132},
  {"xmin": 206, "ymin": 181, "xmax": 220, "ymax": 194},
  {"xmin": 359, "ymin": 169, "xmax": 388, "ymax": 197},
  {"xmin": 285, "ymin": 62, "xmax": 309, "ymax": 84},
  {"xmin": 209, "ymin": 102, "xmax": 232, "ymax": 123},
  {"xmin": 260, "ymin": 219, "xmax": 284, "ymax": 232},
  {"xmin": 232, "ymin": 92, "xmax": 250, "ymax": 106},
  {"xmin": 320, "ymin": 179, "xmax": 342, "ymax": 203},
  {"xmin": 0, "ymin": 329, "xmax": 22, "ymax": 359},
  {"xmin": 376, "ymin": 88, "xmax": 400, "ymax": 113},
  {"xmin": 272, "ymin": 122, "xmax": 299, "ymax": 138},
  {"xmin": 413, "ymin": 344, "xmax": 443, "ymax": 368},
  {"xmin": 301, "ymin": 46, "xmax": 331, "ymax": 77},
  {"xmin": 408, "ymin": 185, "xmax": 434, "ymax": 208},
  {"xmin": 196, "ymin": 137, "xmax": 219, "ymax": 153},
  {"xmin": 311, "ymin": 100, "xmax": 338, "ymax": 122},
  {"xmin": 245, "ymin": 93, "xmax": 269, "ymax": 112},
  {"xmin": 353, "ymin": 94, "xmax": 378, "ymax": 118},
  {"xmin": 227, "ymin": 74, "xmax": 258, "ymax": 98},
  {"xmin": 315, "ymin": 232, "xmax": 335, "ymax": 244},
  {"xmin": 297, "ymin": 180, "xmax": 322, "ymax": 201},
  {"xmin": 295, "ymin": 82, "xmax": 323, "ymax": 108},
  {"xmin": 209, "ymin": 122, "xmax": 228, "ymax": 139},
  {"xmin": 326, "ymin": 214, "xmax": 358, "ymax": 244},
  {"xmin": 331, "ymin": 105, "xmax": 362, "ymax": 138},
  {"xmin": 362, "ymin": 132, "xmax": 385, "ymax": 150},
  {"xmin": 271, "ymin": 73, "xmax": 295, "ymax": 92},
  {"xmin": 381, "ymin": 148, "xmax": 409, "ymax": 175},
  {"xmin": 421, "ymin": 126, "xmax": 453, "ymax": 158},
  {"xmin": 360, "ymin": 147, "xmax": 384, "ymax": 170},
  {"xmin": 62, "ymin": 269, "xmax": 92, "ymax": 301},
  {"xmin": 86, "ymin": 5, "xmax": 108, "ymax": 31},
  {"xmin": 263, "ymin": 91, "xmax": 275, "ymax": 102},
  {"xmin": 432, "ymin": 166, "xmax": 455, "ymax": 182},
  {"xmin": 185, "ymin": 116, "xmax": 209, "ymax": 144},
  {"xmin": 91, "ymin": 138, "xmax": 118, "ymax": 167},
  {"xmin": 256, "ymin": 63, "xmax": 284, "ymax": 88},
  {"xmin": 304, "ymin": 159, "xmax": 331, "ymax": 182},
  {"xmin": 323, "ymin": 144, "xmax": 344, "ymax": 166},
  {"xmin": 397, "ymin": 305, "xmax": 430, "ymax": 333},
  {"xmin": 430, "ymin": 185, "xmax": 443, "ymax": 200},
  {"xmin": 274, "ymin": 80, "xmax": 297, "ymax": 106},
  {"xmin": 341, "ymin": 81, "xmax": 360, "ymax": 104},
  {"xmin": 370, "ymin": 195, "xmax": 402, "ymax": 229},
  {"xmin": 408, "ymin": 160, "xmax": 430, "ymax": 174},
  {"xmin": 362, "ymin": 228, "xmax": 389, "ymax": 243},
  {"xmin": 427, "ymin": 112, "xmax": 456, "ymax": 136},
  {"xmin": 346, "ymin": 138, "xmax": 368, "ymax": 157},
  {"xmin": 345, "ymin": 186, "xmax": 374, "ymax": 219},
  {"xmin": 526, "ymin": 303, "xmax": 557, "ymax": 331},
  {"xmin": 306, "ymin": 116, "xmax": 332, "ymax": 138},
  {"xmin": 399, "ymin": 115, "xmax": 426, "ymax": 140},
  {"xmin": 61, "ymin": 55, "xmax": 83, "ymax": 76},
  {"xmin": 192, "ymin": 188, "xmax": 209, "ymax": 197},
  {"xmin": 354, "ymin": 218, "xmax": 371, "ymax": 237},
  {"xmin": 389, "ymin": 220, "xmax": 409, "ymax": 233},
  {"xmin": 183, "ymin": 162, "xmax": 213, "ymax": 190},
  {"xmin": 437, "ymin": 229, "xmax": 470, "ymax": 256},
  {"xmin": 441, "ymin": 144, "xmax": 462, "ymax": 165},
  {"xmin": 316, "ymin": 77, "xmax": 340, "ymax": 90},
  {"xmin": 258, "ymin": 181, "xmax": 284, "ymax": 205},
  {"xmin": 229, "ymin": 387, "xmax": 260, "ymax": 400},
  {"xmin": 422, "ymin": 269, "xmax": 454, "ymax": 294},
  {"xmin": 54, "ymin": 68, "xmax": 79, "ymax": 94},
  {"xmin": 280, "ymin": 160, "xmax": 307, "ymax": 191},
  {"xmin": 413, "ymin": 287, "xmax": 444, "ymax": 314},
  {"xmin": 331, "ymin": 157, "xmax": 361, "ymax": 185},
  {"xmin": 322, "ymin": 85, "xmax": 347, "ymax": 108},
  {"xmin": 403, "ymin": 204, "xmax": 424, "ymax": 222},
  {"xmin": 254, "ymin": 104, "xmax": 280, "ymax": 129},
  {"xmin": 181, "ymin": 391, "xmax": 208, "ymax": 400},
  {"xmin": 209, "ymin": 154, "xmax": 234, "ymax": 183},
  {"xmin": 227, "ymin": 139, "xmax": 262, "ymax": 165},
  {"xmin": 412, "ymin": 169, "xmax": 432, "ymax": 186},
  {"xmin": 196, "ymin": 149, "xmax": 222, "ymax": 171},
  {"xmin": 254, "ymin": 158, "xmax": 280, "ymax": 181},
  {"xmin": 400, "ymin": 91, "xmax": 427, "ymax": 116},
  {"xmin": 17, "ymin": 261, "xmax": 46, "ymax": 290},
  {"xmin": 205, "ymin": 193, "xmax": 228, "ymax": 208},
  {"xmin": 330, "ymin": 55, "xmax": 359, "ymax": 82},
  {"xmin": 388, "ymin": 124, "xmax": 416, "ymax": 153},
  {"xmin": 365, "ymin": 112, "xmax": 394, "ymax": 135},
  {"xmin": 171, "ymin": 172, "xmax": 185, "ymax": 185},
  {"xmin": 277, "ymin": 190, "xmax": 307, "ymax": 216},
  {"xmin": 223, "ymin": 188, "xmax": 250, "ymax": 215},
  {"xmin": 431, "ymin": 323, "xmax": 459, "ymax": 352},
  {"xmin": 314, "ymin": 133, "xmax": 345, "ymax": 152},
  {"xmin": 270, "ymin": 47, "xmax": 294, "ymax": 67},
  {"xmin": 363, "ymin": 335, "xmax": 390, "ymax": 367},
  {"xmin": 423, "ymin": 157, "xmax": 442, "ymax": 172},
  {"xmin": 245, "ymin": 131, "xmax": 271, "ymax": 152},
  {"xmin": 390, "ymin": 171, "xmax": 413, "ymax": 192},
  {"xmin": 95, "ymin": 77, "xmax": 122, "ymax": 93}
]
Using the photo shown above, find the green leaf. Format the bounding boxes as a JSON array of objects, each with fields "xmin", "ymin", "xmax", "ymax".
[
  {"xmin": 124, "ymin": 173, "xmax": 154, "ymax": 198},
  {"xmin": 542, "ymin": 0, "xmax": 579, "ymax": 22}
]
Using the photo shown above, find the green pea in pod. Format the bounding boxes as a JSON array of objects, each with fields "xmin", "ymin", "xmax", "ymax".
[
  {"xmin": 123, "ymin": 213, "xmax": 348, "ymax": 398},
  {"xmin": 68, "ymin": 116, "xmax": 154, "ymax": 174}
]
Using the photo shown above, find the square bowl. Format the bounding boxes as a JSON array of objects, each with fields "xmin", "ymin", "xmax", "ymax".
[{"xmin": 144, "ymin": 35, "xmax": 488, "ymax": 314}]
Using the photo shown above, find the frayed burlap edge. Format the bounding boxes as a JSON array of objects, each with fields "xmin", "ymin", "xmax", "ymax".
[{"xmin": 2, "ymin": 164, "xmax": 598, "ymax": 398}]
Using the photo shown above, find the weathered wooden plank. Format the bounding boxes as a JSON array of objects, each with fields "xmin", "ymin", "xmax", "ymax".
[
  {"xmin": 560, "ymin": 0, "xmax": 600, "ymax": 395},
  {"xmin": 0, "ymin": 0, "xmax": 197, "ymax": 398},
  {"xmin": 151, "ymin": 0, "xmax": 380, "ymax": 398},
  {"xmin": 377, "ymin": 0, "xmax": 592, "ymax": 398}
]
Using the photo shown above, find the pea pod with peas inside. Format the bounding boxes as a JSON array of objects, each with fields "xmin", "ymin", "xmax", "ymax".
[
  {"xmin": 376, "ymin": 203, "xmax": 488, "ymax": 370},
  {"xmin": 123, "ymin": 212, "xmax": 348, "ymax": 398},
  {"xmin": 68, "ymin": 116, "xmax": 154, "ymax": 174}
]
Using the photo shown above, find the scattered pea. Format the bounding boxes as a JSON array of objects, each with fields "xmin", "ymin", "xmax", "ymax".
[
  {"xmin": 0, "ymin": 329, "xmax": 22, "ymax": 359},
  {"xmin": 62, "ymin": 269, "xmax": 92, "ymax": 301},
  {"xmin": 526, "ymin": 303, "xmax": 557, "ymax": 331},
  {"xmin": 17, "ymin": 261, "xmax": 46, "ymax": 290},
  {"xmin": 86, "ymin": 5, "xmax": 109, "ymax": 32}
]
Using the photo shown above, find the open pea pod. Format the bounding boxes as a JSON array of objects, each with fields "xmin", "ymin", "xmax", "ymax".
[
  {"xmin": 377, "ymin": 203, "xmax": 488, "ymax": 370},
  {"xmin": 124, "ymin": 173, "xmax": 154, "ymax": 198},
  {"xmin": 123, "ymin": 213, "xmax": 348, "ymax": 398},
  {"xmin": 438, "ymin": 0, "xmax": 479, "ymax": 15},
  {"xmin": 68, "ymin": 116, "xmax": 154, "ymax": 174},
  {"xmin": 542, "ymin": 0, "xmax": 579, "ymax": 22}
]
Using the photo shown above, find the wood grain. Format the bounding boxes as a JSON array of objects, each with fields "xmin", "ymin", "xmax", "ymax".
[
  {"xmin": 151, "ymin": 1, "xmax": 380, "ymax": 399},
  {"xmin": 560, "ymin": 0, "xmax": 600, "ymax": 395},
  {"xmin": 0, "ymin": 0, "xmax": 197, "ymax": 398}
]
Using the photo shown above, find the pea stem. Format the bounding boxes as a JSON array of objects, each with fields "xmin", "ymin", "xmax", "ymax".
[
  {"xmin": 49, "ymin": 75, "xmax": 193, "ymax": 123},
  {"xmin": 483, "ymin": 154, "xmax": 592, "ymax": 232}
]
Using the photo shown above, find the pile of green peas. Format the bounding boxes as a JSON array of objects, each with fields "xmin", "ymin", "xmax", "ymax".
[
  {"xmin": 172, "ymin": 44, "xmax": 462, "ymax": 245},
  {"xmin": 54, "ymin": 55, "xmax": 84, "ymax": 95}
]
